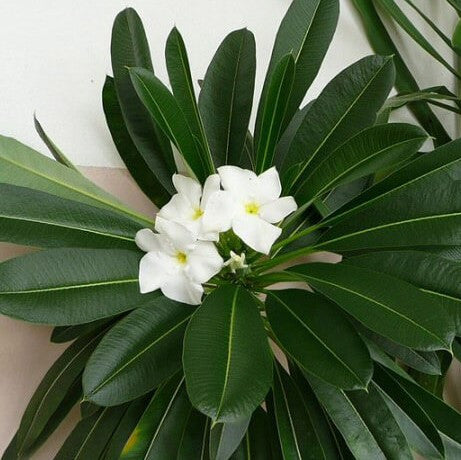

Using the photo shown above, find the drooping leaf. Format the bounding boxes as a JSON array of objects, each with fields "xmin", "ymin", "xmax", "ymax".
[
  {"xmin": 282, "ymin": 55, "xmax": 395, "ymax": 190},
  {"xmin": 266, "ymin": 290, "xmax": 372, "ymax": 390},
  {"xmin": 83, "ymin": 297, "xmax": 193, "ymax": 406},
  {"xmin": 289, "ymin": 263, "xmax": 454, "ymax": 351},
  {"xmin": 183, "ymin": 285, "xmax": 273, "ymax": 422},
  {"xmin": 0, "ymin": 248, "xmax": 154, "ymax": 325},
  {"xmin": 103, "ymin": 76, "xmax": 169, "ymax": 206},
  {"xmin": 255, "ymin": 54, "xmax": 295, "ymax": 173},
  {"xmin": 0, "ymin": 135, "xmax": 152, "ymax": 226},
  {"xmin": 258, "ymin": 0, "xmax": 339, "ymax": 129},
  {"xmin": 198, "ymin": 28, "xmax": 256, "ymax": 168},
  {"xmin": 0, "ymin": 184, "xmax": 141, "ymax": 249},
  {"xmin": 111, "ymin": 7, "xmax": 175, "ymax": 198},
  {"xmin": 209, "ymin": 416, "xmax": 250, "ymax": 460},
  {"xmin": 129, "ymin": 67, "xmax": 213, "ymax": 182},
  {"xmin": 120, "ymin": 374, "xmax": 191, "ymax": 459},
  {"xmin": 295, "ymin": 123, "xmax": 427, "ymax": 206}
]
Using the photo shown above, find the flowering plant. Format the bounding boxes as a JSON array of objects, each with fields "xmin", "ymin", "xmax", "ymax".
[{"xmin": 2, "ymin": 1, "xmax": 461, "ymax": 459}]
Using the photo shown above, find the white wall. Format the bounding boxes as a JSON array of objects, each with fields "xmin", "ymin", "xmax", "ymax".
[{"xmin": 0, "ymin": 0, "xmax": 456, "ymax": 168}]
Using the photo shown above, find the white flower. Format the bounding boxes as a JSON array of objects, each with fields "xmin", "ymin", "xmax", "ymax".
[
  {"xmin": 202, "ymin": 166, "xmax": 297, "ymax": 254},
  {"xmin": 223, "ymin": 251, "xmax": 248, "ymax": 273},
  {"xmin": 157, "ymin": 174, "xmax": 220, "ymax": 241},
  {"xmin": 135, "ymin": 217, "xmax": 223, "ymax": 305}
]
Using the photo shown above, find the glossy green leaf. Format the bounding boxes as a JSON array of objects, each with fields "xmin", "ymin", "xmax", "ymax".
[
  {"xmin": 177, "ymin": 410, "xmax": 209, "ymax": 460},
  {"xmin": 266, "ymin": 290, "xmax": 372, "ymax": 390},
  {"xmin": 55, "ymin": 405, "xmax": 128, "ymax": 460},
  {"xmin": 375, "ymin": 0, "xmax": 460, "ymax": 78},
  {"xmin": 0, "ymin": 184, "xmax": 140, "ymax": 249},
  {"xmin": 346, "ymin": 251, "xmax": 461, "ymax": 334},
  {"xmin": 209, "ymin": 416, "xmax": 250, "ymax": 460},
  {"xmin": 103, "ymin": 76, "xmax": 169, "ymax": 206},
  {"xmin": 309, "ymin": 375, "xmax": 412, "ymax": 459},
  {"xmin": 295, "ymin": 123, "xmax": 427, "ymax": 205},
  {"xmin": 255, "ymin": 54, "xmax": 295, "ymax": 173},
  {"xmin": 120, "ymin": 374, "xmax": 191, "ymax": 459},
  {"xmin": 183, "ymin": 285, "xmax": 273, "ymax": 422},
  {"xmin": 0, "ymin": 135, "xmax": 152, "ymax": 226},
  {"xmin": 129, "ymin": 67, "xmax": 213, "ymax": 182},
  {"xmin": 0, "ymin": 248, "xmax": 154, "ymax": 325},
  {"xmin": 289, "ymin": 263, "xmax": 454, "ymax": 351},
  {"xmin": 14, "ymin": 332, "xmax": 103, "ymax": 456},
  {"xmin": 83, "ymin": 297, "xmax": 193, "ymax": 406},
  {"xmin": 282, "ymin": 55, "xmax": 395, "ymax": 190},
  {"xmin": 51, "ymin": 317, "xmax": 115, "ymax": 344},
  {"xmin": 258, "ymin": 0, "xmax": 339, "ymax": 128},
  {"xmin": 198, "ymin": 29, "xmax": 255, "ymax": 168},
  {"xmin": 271, "ymin": 364, "xmax": 326, "ymax": 459},
  {"xmin": 111, "ymin": 8, "xmax": 175, "ymax": 197}
]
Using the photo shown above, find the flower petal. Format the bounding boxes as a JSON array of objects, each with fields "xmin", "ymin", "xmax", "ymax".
[
  {"xmin": 233, "ymin": 215, "xmax": 282, "ymax": 254},
  {"xmin": 259, "ymin": 196, "xmax": 298, "ymax": 223},
  {"xmin": 218, "ymin": 165, "xmax": 257, "ymax": 198},
  {"xmin": 187, "ymin": 241, "xmax": 224, "ymax": 283},
  {"xmin": 161, "ymin": 272, "xmax": 203, "ymax": 305},
  {"xmin": 255, "ymin": 167, "xmax": 282, "ymax": 203},
  {"xmin": 173, "ymin": 174, "xmax": 202, "ymax": 207},
  {"xmin": 155, "ymin": 216, "xmax": 197, "ymax": 251},
  {"xmin": 201, "ymin": 174, "xmax": 221, "ymax": 208},
  {"xmin": 202, "ymin": 191, "xmax": 236, "ymax": 233},
  {"xmin": 135, "ymin": 228, "xmax": 162, "ymax": 253},
  {"xmin": 138, "ymin": 252, "xmax": 177, "ymax": 294},
  {"xmin": 158, "ymin": 194, "xmax": 193, "ymax": 223}
]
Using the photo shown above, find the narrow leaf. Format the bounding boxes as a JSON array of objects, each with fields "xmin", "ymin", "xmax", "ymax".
[{"xmin": 209, "ymin": 416, "xmax": 250, "ymax": 460}]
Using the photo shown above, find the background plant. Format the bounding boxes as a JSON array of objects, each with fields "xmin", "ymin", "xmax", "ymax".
[{"xmin": 2, "ymin": 0, "xmax": 461, "ymax": 459}]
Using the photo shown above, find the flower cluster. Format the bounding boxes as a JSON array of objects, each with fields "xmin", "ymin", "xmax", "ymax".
[{"xmin": 135, "ymin": 166, "xmax": 297, "ymax": 305}]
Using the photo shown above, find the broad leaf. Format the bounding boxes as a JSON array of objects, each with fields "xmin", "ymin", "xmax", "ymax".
[
  {"xmin": 282, "ymin": 55, "xmax": 395, "ymax": 190},
  {"xmin": 129, "ymin": 67, "xmax": 213, "ymax": 182},
  {"xmin": 198, "ymin": 28, "xmax": 256, "ymax": 167},
  {"xmin": 266, "ymin": 290, "xmax": 372, "ymax": 389},
  {"xmin": 0, "ymin": 184, "xmax": 140, "ymax": 249},
  {"xmin": 255, "ymin": 53, "xmax": 295, "ymax": 173},
  {"xmin": 51, "ymin": 317, "xmax": 114, "ymax": 344},
  {"xmin": 209, "ymin": 416, "xmax": 250, "ymax": 460},
  {"xmin": 0, "ymin": 135, "xmax": 151, "ymax": 226},
  {"xmin": 0, "ymin": 248, "xmax": 153, "ymax": 325},
  {"xmin": 309, "ymin": 375, "xmax": 412, "ymax": 459},
  {"xmin": 183, "ymin": 285, "xmax": 273, "ymax": 422},
  {"xmin": 177, "ymin": 410, "xmax": 209, "ymax": 460},
  {"xmin": 289, "ymin": 263, "xmax": 454, "ymax": 351},
  {"xmin": 111, "ymin": 8, "xmax": 175, "ymax": 197},
  {"xmin": 258, "ymin": 0, "xmax": 339, "ymax": 128},
  {"xmin": 83, "ymin": 297, "xmax": 193, "ymax": 406},
  {"xmin": 295, "ymin": 123, "xmax": 427, "ymax": 205}
]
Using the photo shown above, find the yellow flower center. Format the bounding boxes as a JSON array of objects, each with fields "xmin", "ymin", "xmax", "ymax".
[
  {"xmin": 175, "ymin": 251, "xmax": 188, "ymax": 265},
  {"xmin": 245, "ymin": 201, "xmax": 260, "ymax": 215},
  {"xmin": 192, "ymin": 207, "xmax": 204, "ymax": 220}
]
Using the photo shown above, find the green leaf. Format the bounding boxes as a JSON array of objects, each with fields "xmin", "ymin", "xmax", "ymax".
[
  {"xmin": 120, "ymin": 374, "xmax": 191, "ymax": 459},
  {"xmin": 129, "ymin": 67, "xmax": 213, "ymax": 182},
  {"xmin": 282, "ymin": 55, "xmax": 395, "ymax": 190},
  {"xmin": 381, "ymin": 90, "xmax": 460, "ymax": 113},
  {"xmin": 255, "ymin": 54, "xmax": 295, "ymax": 173},
  {"xmin": 266, "ymin": 290, "xmax": 372, "ymax": 390},
  {"xmin": 375, "ymin": 0, "xmax": 461, "ymax": 78},
  {"xmin": 83, "ymin": 297, "xmax": 193, "ymax": 406},
  {"xmin": 102, "ymin": 76, "xmax": 169, "ymax": 206},
  {"xmin": 258, "ymin": 0, "xmax": 339, "ymax": 128},
  {"xmin": 0, "ymin": 135, "xmax": 152, "ymax": 226},
  {"xmin": 289, "ymin": 263, "xmax": 454, "ymax": 351},
  {"xmin": 0, "ymin": 184, "xmax": 141, "ymax": 249},
  {"xmin": 51, "ymin": 317, "xmax": 114, "ymax": 344},
  {"xmin": 55, "ymin": 405, "xmax": 128, "ymax": 460},
  {"xmin": 271, "ymin": 364, "xmax": 327, "ymax": 459},
  {"xmin": 295, "ymin": 123, "xmax": 427, "ymax": 206},
  {"xmin": 183, "ymin": 285, "xmax": 273, "ymax": 422},
  {"xmin": 111, "ymin": 8, "xmax": 175, "ymax": 197},
  {"xmin": 209, "ymin": 416, "xmax": 250, "ymax": 460},
  {"xmin": 177, "ymin": 410, "xmax": 209, "ymax": 460},
  {"xmin": 309, "ymin": 375, "xmax": 412, "ymax": 459},
  {"xmin": 34, "ymin": 115, "xmax": 79, "ymax": 171},
  {"xmin": 198, "ymin": 29, "xmax": 256, "ymax": 167},
  {"xmin": 346, "ymin": 251, "xmax": 461, "ymax": 334},
  {"xmin": 0, "ymin": 248, "xmax": 154, "ymax": 325},
  {"xmin": 14, "ymin": 332, "xmax": 103, "ymax": 456}
]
